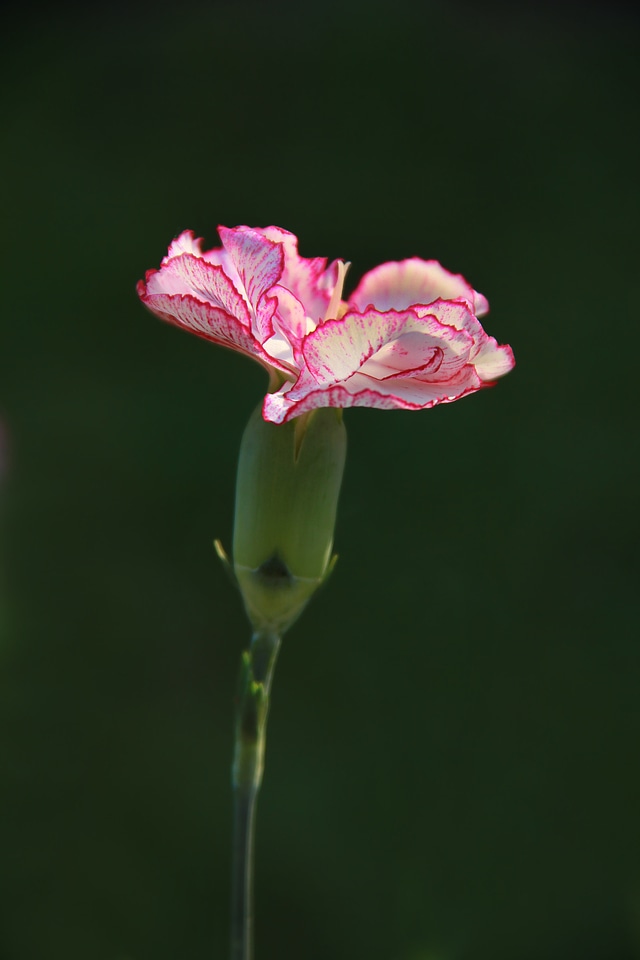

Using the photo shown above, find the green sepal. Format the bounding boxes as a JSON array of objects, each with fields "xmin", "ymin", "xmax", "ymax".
[{"xmin": 232, "ymin": 404, "xmax": 347, "ymax": 634}]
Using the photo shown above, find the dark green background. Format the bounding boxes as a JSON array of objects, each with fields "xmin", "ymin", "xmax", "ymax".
[{"xmin": 1, "ymin": 1, "xmax": 639, "ymax": 958}]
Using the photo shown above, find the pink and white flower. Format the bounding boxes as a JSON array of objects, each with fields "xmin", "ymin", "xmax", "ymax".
[{"xmin": 138, "ymin": 226, "xmax": 514, "ymax": 423}]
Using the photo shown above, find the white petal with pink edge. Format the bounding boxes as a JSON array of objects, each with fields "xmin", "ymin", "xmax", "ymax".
[
  {"xmin": 138, "ymin": 291, "xmax": 292, "ymax": 375},
  {"xmin": 262, "ymin": 371, "xmax": 484, "ymax": 424},
  {"xmin": 144, "ymin": 254, "xmax": 251, "ymax": 327},
  {"xmin": 259, "ymin": 226, "xmax": 339, "ymax": 325},
  {"xmin": 350, "ymin": 258, "xmax": 489, "ymax": 317},
  {"xmin": 163, "ymin": 229, "xmax": 204, "ymax": 262},
  {"xmin": 301, "ymin": 309, "xmax": 410, "ymax": 384},
  {"xmin": 472, "ymin": 339, "xmax": 516, "ymax": 381},
  {"xmin": 301, "ymin": 306, "xmax": 474, "ymax": 385},
  {"xmin": 218, "ymin": 226, "xmax": 284, "ymax": 342},
  {"xmin": 138, "ymin": 226, "xmax": 514, "ymax": 421}
]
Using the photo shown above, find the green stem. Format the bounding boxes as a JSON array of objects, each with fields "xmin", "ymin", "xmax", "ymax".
[{"xmin": 230, "ymin": 630, "xmax": 281, "ymax": 960}]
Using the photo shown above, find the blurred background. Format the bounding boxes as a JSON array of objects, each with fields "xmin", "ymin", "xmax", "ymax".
[{"xmin": 1, "ymin": 0, "xmax": 639, "ymax": 958}]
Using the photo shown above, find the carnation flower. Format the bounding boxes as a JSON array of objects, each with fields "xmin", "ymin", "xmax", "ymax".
[{"xmin": 138, "ymin": 225, "xmax": 514, "ymax": 422}]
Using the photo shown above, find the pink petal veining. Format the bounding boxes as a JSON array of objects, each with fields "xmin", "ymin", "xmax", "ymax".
[
  {"xmin": 138, "ymin": 227, "xmax": 515, "ymax": 422},
  {"xmin": 351, "ymin": 258, "xmax": 490, "ymax": 317}
]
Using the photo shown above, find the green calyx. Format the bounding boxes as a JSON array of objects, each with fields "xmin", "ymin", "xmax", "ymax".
[{"xmin": 231, "ymin": 404, "xmax": 347, "ymax": 635}]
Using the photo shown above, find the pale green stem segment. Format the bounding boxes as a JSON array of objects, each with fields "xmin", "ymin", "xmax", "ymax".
[
  {"xmin": 230, "ymin": 630, "xmax": 282, "ymax": 960},
  {"xmin": 228, "ymin": 403, "xmax": 346, "ymax": 959}
]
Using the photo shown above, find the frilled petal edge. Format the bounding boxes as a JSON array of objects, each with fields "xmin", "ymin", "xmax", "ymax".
[
  {"xmin": 137, "ymin": 287, "xmax": 293, "ymax": 374},
  {"xmin": 262, "ymin": 375, "xmax": 487, "ymax": 424},
  {"xmin": 350, "ymin": 258, "xmax": 489, "ymax": 317},
  {"xmin": 164, "ymin": 229, "xmax": 206, "ymax": 262},
  {"xmin": 300, "ymin": 305, "xmax": 475, "ymax": 385},
  {"xmin": 138, "ymin": 227, "xmax": 514, "ymax": 422},
  {"xmin": 258, "ymin": 225, "xmax": 340, "ymax": 325},
  {"xmin": 143, "ymin": 254, "xmax": 252, "ymax": 327},
  {"xmin": 472, "ymin": 339, "xmax": 516, "ymax": 381}
]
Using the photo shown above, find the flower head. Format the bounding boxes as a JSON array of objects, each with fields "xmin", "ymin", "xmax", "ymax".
[{"xmin": 138, "ymin": 226, "xmax": 515, "ymax": 422}]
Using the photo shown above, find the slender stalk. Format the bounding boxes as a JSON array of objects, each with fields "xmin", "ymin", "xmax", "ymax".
[{"xmin": 230, "ymin": 630, "xmax": 281, "ymax": 960}]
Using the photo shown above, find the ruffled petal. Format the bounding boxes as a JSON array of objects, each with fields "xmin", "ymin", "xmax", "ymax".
[
  {"xmin": 262, "ymin": 370, "xmax": 483, "ymax": 424},
  {"xmin": 300, "ymin": 307, "xmax": 473, "ymax": 385},
  {"xmin": 143, "ymin": 254, "xmax": 251, "ymax": 328},
  {"xmin": 301, "ymin": 309, "xmax": 410, "ymax": 384},
  {"xmin": 263, "ymin": 382, "xmax": 404, "ymax": 423},
  {"xmin": 137, "ymin": 290, "xmax": 291, "ymax": 374},
  {"xmin": 262, "ymin": 297, "xmax": 503, "ymax": 422},
  {"xmin": 218, "ymin": 226, "xmax": 284, "ymax": 341},
  {"xmin": 259, "ymin": 226, "xmax": 339, "ymax": 324},
  {"xmin": 269, "ymin": 284, "xmax": 309, "ymax": 342},
  {"xmin": 411, "ymin": 301, "xmax": 515, "ymax": 383},
  {"xmin": 350, "ymin": 259, "xmax": 489, "ymax": 317},
  {"xmin": 163, "ymin": 229, "xmax": 205, "ymax": 262},
  {"xmin": 138, "ymin": 227, "xmax": 514, "ymax": 420},
  {"xmin": 472, "ymin": 339, "xmax": 516, "ymax": 381}
]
